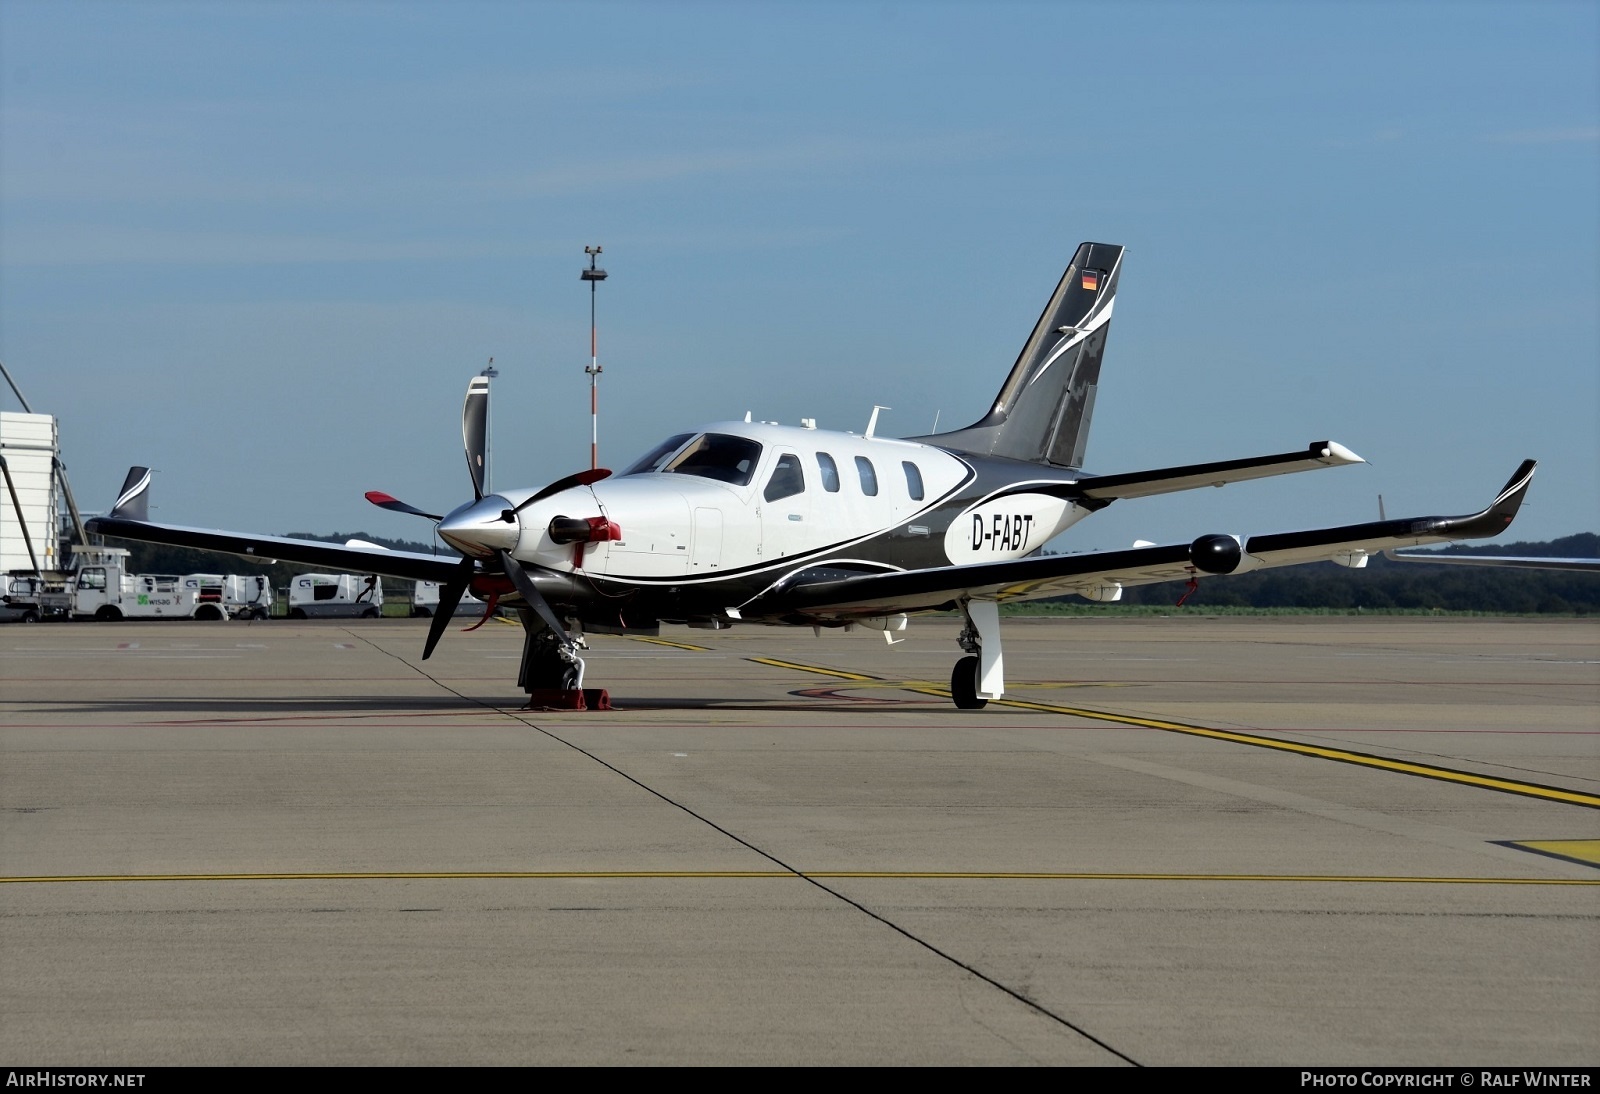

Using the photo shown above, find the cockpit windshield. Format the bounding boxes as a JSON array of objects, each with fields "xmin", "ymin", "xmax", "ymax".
[
  {"xmin": 663, "ymin": 433, "xmax": 764, "ymax": 486},
  {"xmin": 621, "ymin": 433, "xmax": 694, "ymax": 476}
]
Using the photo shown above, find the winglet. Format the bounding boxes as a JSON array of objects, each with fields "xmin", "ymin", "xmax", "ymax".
[
  {"xmin": 1376, "ymin": 459, "xmax": 1536, "ymax": 558},
  {"xmin": 1456, "ymin": 458, "xmax": 1537, "ymax": 539},
  {"xmin": 108, "ymin": 466, "xmax": 152, "ymax": 521}
]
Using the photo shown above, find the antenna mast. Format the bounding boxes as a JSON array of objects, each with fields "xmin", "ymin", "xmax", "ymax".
[{"xmin": 581, "ymin": 246, "xmax": 608, "ymax": 470}]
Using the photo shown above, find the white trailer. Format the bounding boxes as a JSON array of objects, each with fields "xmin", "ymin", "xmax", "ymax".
[
  {"xmin": 68, "ymin": 546, "xmax": 220, "ymax": 621},
  {"xmin": 183, "ymin": 573, "xmax": 274, "ymax": 620},
  {"xmin": 287, "ymin": 573, "xmax": 383, "ymax": 619}
]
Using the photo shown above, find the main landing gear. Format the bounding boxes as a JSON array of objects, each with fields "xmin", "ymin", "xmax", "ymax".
[
  {"xmin": 516, "ymin": 609, "xmax": 611, "ymax": 711},
  {"xmin": 951, "ymin": 600, "xmax": 1004, "ymax": 710}
]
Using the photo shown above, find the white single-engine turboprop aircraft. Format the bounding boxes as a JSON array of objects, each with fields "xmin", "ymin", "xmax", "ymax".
[{"xmin": 88, "ymin": 242, "xmax": 1537, "ymax": 709}]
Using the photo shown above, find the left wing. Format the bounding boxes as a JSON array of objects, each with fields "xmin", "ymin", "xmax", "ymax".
[{"xmin": 751, "ymin": 460, "xmax": 1536, "ymax": 621}]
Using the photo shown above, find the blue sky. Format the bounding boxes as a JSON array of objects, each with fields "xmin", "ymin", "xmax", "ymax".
[{"xmin": 2, "ymin": 0, "xmax": 1595, "ymax": 553}]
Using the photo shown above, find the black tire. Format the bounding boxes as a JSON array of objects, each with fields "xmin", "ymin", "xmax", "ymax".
[
  {"xmin": 951, "ymin": 655, "xmax": 987, "ymax": 710},
  {"xmin": 194, "ymin": 605, "xmax": 225, "ymax": 621},
  {"xmin": 412, "ymin": 607, "xmax": 432, "ymax": 618},
  {"xmin": 288, "ymin": 608, "xmax": 307, "ymax": 620},
  {"xmin": 95, "ymin": 605, "xmax": 122, "ymax": 622},
  {"xmin": 361, "ymin": 607, "xmax": 380, "ymax": 619},
  {"xmin": 559, "ymin": 660, "xmax": 582, "ymax": 691},
  {"xmin": 20, "ymin": 610, "xmax": 39, "ymax": 624}
]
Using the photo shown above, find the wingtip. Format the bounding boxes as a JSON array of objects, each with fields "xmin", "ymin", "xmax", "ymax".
[
  {"xmin": 1310, "ymin": 441, "xmax": 1365, "ymax": 466},
  {"xmin": 1488, "ymin": 459, "xmax": 1537, "ymax": 522}
]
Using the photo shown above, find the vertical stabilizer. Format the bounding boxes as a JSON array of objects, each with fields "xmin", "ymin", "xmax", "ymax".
[
  {"xmin": 922, "ymin": 242, "xmax": 1122, "ymax": 468},
  {"xmin": 109, "ymin": 466, "xmax": 152, "ymax": 521}
]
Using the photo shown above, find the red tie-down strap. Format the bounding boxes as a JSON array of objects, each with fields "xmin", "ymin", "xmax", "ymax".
[{"xmin": 1176, "ymin": 575, "xmax": 1200, "ymax": 607}]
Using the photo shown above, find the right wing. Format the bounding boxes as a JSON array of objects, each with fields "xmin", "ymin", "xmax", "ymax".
[
  {"xmin": 751, "ymin": 460, "xmax": 1537, "ymax": 621},
  {"xmin": 85, "ymin": 467, "xmax": 467, "ymax": 584}
]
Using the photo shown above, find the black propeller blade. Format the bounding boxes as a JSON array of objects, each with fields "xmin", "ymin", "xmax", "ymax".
[
  {"xmin": 504, "ymin": 467, "xmax": 613, "ymax": 520},
  {"xmin": 364, "ymin": 491, "xmax": 443, "ymax": 521},
  {"xmin": 421, "ymin": 556, "xmax": 477, "ymax": 660},
  {"xmin": 495, "ymin": 548, "xmax": 571, "ymax": 645},
  {"xmin": 463, "ymin": 374, "xmax": 489, "ymax": 501}
]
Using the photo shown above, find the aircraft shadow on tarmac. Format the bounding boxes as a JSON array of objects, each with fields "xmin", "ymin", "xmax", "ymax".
[{"xmin": 21, "ymin": 695, "xmax": 493, "ymax": 717}]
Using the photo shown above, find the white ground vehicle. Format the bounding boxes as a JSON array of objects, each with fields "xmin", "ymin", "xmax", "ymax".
[
  {"xmin": 287, "ymin": 573, "xmax": 383, "ymax": 619},
  {"xmin": 184, "ymin": 573, "xmax": 274, "ymax": 620},
  {"xmin": 411, "ymin": 580, "xmax": 440, "ymax": 617},
  {"xmin": 1, "ymin": 571, "xmax": 72, "ymax": 622},
  {"xmin": 69, "ymin": 546, "xmax": 218, "ymax": 620}
]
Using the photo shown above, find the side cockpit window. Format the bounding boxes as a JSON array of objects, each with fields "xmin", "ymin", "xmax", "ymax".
[
  {"xmin": 764, "ymin": 453, "xmax": 806, "ymax": 502},
  {"xmin": 816, "ymin": 452, "xmax": 840, "ymax": 492}
]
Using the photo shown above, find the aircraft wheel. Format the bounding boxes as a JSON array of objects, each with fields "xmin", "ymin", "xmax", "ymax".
[{"xmin": 951, "ymin": 655, "xmax": 987, "ymax": 710}]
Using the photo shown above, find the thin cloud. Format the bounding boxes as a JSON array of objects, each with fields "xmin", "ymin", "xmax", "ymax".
[{"xmin": 1482, "ymin": 127, "xmax": 1600, "ymax": 144}]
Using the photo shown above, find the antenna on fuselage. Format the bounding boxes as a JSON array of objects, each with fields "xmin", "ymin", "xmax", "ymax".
[
  {"xmin": 581, "ymin": 245, "xmax": 608, "ymax": 470},
  {"xmin": 864, "ymin": 405, "xmax": 891, "ymax": 439}
]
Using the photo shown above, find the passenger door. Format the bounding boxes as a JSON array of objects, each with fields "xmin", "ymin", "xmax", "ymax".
[{"xmin": 758, "ymin": 448, "xmax": 812, "ymax": 561}]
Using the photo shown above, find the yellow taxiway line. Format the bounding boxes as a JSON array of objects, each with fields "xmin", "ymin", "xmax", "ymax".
[
  {"xmin": 750, "ymin": 656, "xmax": 1600, "ymax": 810},
  {"xmin": 4, "ymin": 870, "xmax": 1595, "ymax": 885}
]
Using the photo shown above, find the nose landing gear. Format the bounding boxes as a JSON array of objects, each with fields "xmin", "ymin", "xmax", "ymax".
[{"xmin": 516, "ymin": 613, "xmax": 610, "ymax": 711}]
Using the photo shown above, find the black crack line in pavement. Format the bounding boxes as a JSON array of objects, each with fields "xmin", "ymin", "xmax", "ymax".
[{"xmin": 356, "ymin": 632, "xmax": 1143, "ymax": 1067}]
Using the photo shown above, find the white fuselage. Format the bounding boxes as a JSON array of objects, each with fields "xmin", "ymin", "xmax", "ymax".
[{"xmin": 440, "ymin": 422, "xmax": 1092, "ymax": 595}]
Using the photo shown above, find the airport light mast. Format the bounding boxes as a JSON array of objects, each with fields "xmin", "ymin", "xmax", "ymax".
[{"xmin": 581, "ymin": 246, "xmax": 608, "ymax": 470}]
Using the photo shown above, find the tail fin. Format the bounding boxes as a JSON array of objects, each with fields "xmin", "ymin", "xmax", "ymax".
[
  {"xmin": 108, "ymin": 466, "xmax": 151, "ymax": 521},
  {"xmin": 922, "ymin": 242, "xmax": 1123, "ymax": 468}
]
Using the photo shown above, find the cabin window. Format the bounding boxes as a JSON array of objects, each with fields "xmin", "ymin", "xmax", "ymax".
[
  {"xmin": 764, "ymin": 453, "xmax": 806, "ymax": 502},
  {"xmin": 663, "ymin": 433, "xmax": 764, "ymax": 486},
  {"xmin": 621, "ymin": 433, "xmax": 694, "ymax": 476},
  {"xmin": 816, "ymin": 452, "xmax": 840, "ymax": 492},
  {"xmin": 902, "ymin": 461, "xmax": 924, "ymax": 501},
  {"xmin": 77, "ymin": 569, "xmax": 106, "ymax": 591},
  {"xmin": 855, "ymin": 456, "xmax": 878, "ymax": 496}
]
